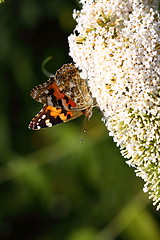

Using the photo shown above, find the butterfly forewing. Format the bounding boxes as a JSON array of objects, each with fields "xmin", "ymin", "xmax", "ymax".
[{"xmin": 29, "ymin": 105, "xmax": 83, "ymax": 130}]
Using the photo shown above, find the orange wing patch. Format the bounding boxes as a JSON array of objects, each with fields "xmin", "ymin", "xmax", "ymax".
[
  {"xmin": 46, "ymin": 106, "xmax": 72, "ymax": 121},
  {"xmin": 49, "ymin": 82, "xmax": 77, "ymax": 108}
]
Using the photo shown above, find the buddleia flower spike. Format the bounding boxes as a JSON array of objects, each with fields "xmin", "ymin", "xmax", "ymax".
[{"xmin": 68, "ymin": 0, "xmax": 160, "ymax": 210}]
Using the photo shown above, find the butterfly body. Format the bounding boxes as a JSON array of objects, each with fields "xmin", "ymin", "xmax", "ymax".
[{"xmin": 29, "ymin": 63, "xmax": 93, "ymax": 130}]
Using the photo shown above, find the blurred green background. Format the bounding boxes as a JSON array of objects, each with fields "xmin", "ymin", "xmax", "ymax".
[{"xmin": 0, "ymin": 0, "xmax": 159, "ymax": 239}]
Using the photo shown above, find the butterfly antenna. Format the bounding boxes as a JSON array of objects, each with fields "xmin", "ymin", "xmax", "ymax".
[
  {"xmin": 42, "ymin": 56, "xmax": 54, "ymax": 78},
  {"xmin": 80, "ymin": 116, "xmax": 87, "ymax": 143}
]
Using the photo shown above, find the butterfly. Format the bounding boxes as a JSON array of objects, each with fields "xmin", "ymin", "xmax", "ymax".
[{"xmin": 28, "ymin": 63, "xmax": 93, "ymax": 130}]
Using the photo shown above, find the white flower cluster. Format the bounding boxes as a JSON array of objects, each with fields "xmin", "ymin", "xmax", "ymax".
[{"xmin": 68, "ymin": 0, "xmax": 160, "ymax": 209}]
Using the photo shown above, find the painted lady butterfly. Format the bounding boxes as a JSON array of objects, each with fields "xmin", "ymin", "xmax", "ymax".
[{"xmin": 29, "ymin": 63, "xmax": 93, "ymax": 130}]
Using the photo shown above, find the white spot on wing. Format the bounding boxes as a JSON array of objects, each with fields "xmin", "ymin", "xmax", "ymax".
[
  {"xmin": 41, "ymin": 114, "xmax": 46, "ymax": 119},
  {"xmin": 47, "ymin": 96, "xmax": 53, "ymax": 106},
  {"xmin": 45, "ymin": 119, "xmax": 52, "ymax": 127}
]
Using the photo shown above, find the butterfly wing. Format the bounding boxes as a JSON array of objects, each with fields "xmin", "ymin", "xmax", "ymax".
[
  {"xmin": 30, "ymin": 63, "xmax": 93, "ymax": 111},
  {"xmin": 55, "ymin": 63, "xmax": 93, "ymax": 111},
  {"xmin": 30, "ymin": 78, "xmax": 53, "ymax": 104},
  {"xmin": 29, "ymin": 105, "xmax": 83, "ymax": 130},
  {"xmin": 30, "ymin": 79, "xmax": 77, "ymax": 110}
]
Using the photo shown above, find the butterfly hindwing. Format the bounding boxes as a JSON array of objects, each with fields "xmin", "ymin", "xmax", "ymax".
[{"xmin": 29, "ymin": 105, "xmax": 83, "ymax": 130}]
